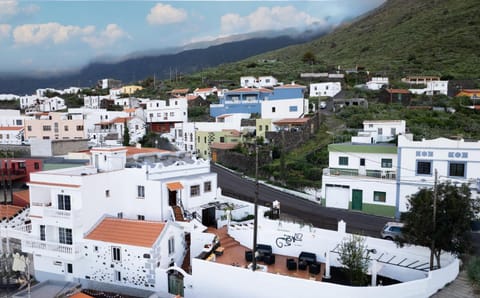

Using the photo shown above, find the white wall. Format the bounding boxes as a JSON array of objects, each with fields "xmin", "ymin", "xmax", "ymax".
[
  {"xmin": 309, "ymin": 82, "xmax": 341, "ymax": 97},
  {"xmin": 261, "ymin": 98, "xmax": 306, "ymax": 119}
]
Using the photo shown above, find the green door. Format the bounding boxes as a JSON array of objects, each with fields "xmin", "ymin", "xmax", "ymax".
[{"xmin": 352, "ymin": 189, "xmax": 363, "ymax": 211}]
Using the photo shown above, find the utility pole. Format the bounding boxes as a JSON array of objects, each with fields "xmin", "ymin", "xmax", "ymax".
[
  {"xmin": 252, "ymin": 142, "xmax": 259, "ymax": 271},
  {"xmin": 430, "ymin": 169, "xmax": 438, "ymax": 270}
]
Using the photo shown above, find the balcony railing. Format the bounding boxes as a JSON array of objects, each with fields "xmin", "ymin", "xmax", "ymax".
[
  {"xmin": 324, "ymin": 168, "xmax": 396, "ymax": 180},
  {"xmin": 22, "ymin": 239, "xmax": 80, "ymax": 258},
  {"xmin": 44, "ymin": 208, "xmax": 72, "ymax": 218}
]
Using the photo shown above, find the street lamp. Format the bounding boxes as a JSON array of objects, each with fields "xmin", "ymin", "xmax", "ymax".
[{"xmin": 252, "ymin": 142, "xmax": 259, "ymax": 271}]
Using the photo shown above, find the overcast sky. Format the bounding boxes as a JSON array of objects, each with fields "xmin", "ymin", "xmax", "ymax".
[{"xmin": 0, "ymin": 0, "xmax": 385, "ymax": 74}]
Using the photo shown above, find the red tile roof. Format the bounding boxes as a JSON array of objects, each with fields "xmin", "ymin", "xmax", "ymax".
[
  {"xmin": 222, "ymin": 129, "xmax": 241, "ymax": 137},
  {"xmin": 276, "ymin": 83, "xmax": 306, "ymax": 89},
  {"xmin": 167, "ymin": 182, "xmax": 184, "ymax": 191},
  {"xmin": 13, "ymin": 190, "xmax": 29, "ymax": 207},
  {"xmin": 0, "ymin": 126, "xmax": 23, "ymax": 131},
  {"xmin": 273, "ymin": 118, "xmax": 310, "ymax": 125},
  {"xmin": 195, "ymin": 87, "xmax": 215, "ymax": 93},
  {"xmin": 210, "ymin": 142, "xmax": 238, "ymax": 150},
  {"xmin": 171, "ymin": 88, "xmax": 189, "ymax": 94},
  {"xmin": 230, "ymin": 87, "xmax": 273, "ymax": 93},
  {"xmin": 70, "ymin": 293, "xmax": 94, "ymax": 298},
  {"xmin": 0, "ymin": 205, "xmax": 23, "ymax": 219},
  {"xmin": 85, "ymin": 217, "xmax": 166, "ymax": 247},
  {"xmin": 387, "ymin": 89, "xmax": 410, "ymax": 94}
]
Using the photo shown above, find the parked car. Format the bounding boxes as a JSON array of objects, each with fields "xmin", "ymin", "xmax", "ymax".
[
  {"xmin": 320, "ymin": 101, "xmax": 327, "ymax": 109},
  {"xmin": 381, "ymin": 222, "xmax": 404, "ymax": 240}
]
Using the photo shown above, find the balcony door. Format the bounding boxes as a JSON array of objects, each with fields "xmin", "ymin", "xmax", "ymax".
[{"xmin": 58, "ymin": 194, "xmax": 71, "ymax": 210}]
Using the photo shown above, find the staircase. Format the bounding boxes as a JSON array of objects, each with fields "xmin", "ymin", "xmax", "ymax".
[
  {"xmin": 212, "ymin": 226, "xmax": 240, "ymax": 250},
  {"xmin": 181, "ymin": 233, "xmax": 191, "ymax": 274},
  {"xmin": 172, "ymin": 205, "xmax": 185, "ymax": 222}
]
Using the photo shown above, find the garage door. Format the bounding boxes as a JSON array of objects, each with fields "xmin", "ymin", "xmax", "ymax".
[{"xmin": 325, "ymin": 184, "xmax": 349, "ymax": 209}]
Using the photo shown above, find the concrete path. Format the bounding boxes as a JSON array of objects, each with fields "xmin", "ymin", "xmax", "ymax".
[{"xmin": 431, "ymin": 270, "xmax": 478, "ymax": 298}]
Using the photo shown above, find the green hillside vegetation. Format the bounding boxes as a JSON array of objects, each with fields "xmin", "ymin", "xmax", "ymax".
[
  {"xmin": 137, "ymin": 0, "xmax": 480, "ymax": 191},
  {"xmin": 181, "ymin": 0, "xmax": 480, "ymax": 85}
]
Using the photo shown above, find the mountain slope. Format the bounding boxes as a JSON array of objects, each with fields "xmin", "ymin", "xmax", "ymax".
[
  {"xmin": 0, "ymin": 32, "xmax": 325, "ymax": 95},
  {"xmin": 217, "ymin": 0, "xmax": 480, "ymax": 80}
]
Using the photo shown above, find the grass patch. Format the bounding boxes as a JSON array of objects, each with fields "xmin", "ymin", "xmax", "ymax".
[{"xmin": 467, "ymin": 256, "xmax": 480, "ymax": 288}]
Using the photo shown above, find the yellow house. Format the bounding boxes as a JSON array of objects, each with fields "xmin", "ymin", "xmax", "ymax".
[{"xmin": 121, "ymin": 85, "xmax": 143, "ymax": 95}]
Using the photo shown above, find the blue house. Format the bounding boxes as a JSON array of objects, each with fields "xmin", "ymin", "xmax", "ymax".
[{"xmin": 210, "ymin": 84, "xmax": 306, "ymax": 118}]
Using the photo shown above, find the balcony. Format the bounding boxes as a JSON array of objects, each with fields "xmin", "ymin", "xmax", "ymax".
[
  {"xmin": 29, "ymin": 204, "xmax": 80, "ymax": 227},
  {"xmin": 323, "ymin": 168, "xmax": 396, "ymax": 180},
  {"xmin": 22, "ymin": 239, "xmax": 81, "ymax": 260}
]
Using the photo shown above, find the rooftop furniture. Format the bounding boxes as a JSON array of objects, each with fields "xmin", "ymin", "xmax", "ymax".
[
  {"xmin": 298, "ymin": 260, "xmax": 307, "ymax": 270},
  {"xmin": 299, "ymin": 251, "xmax": 317, "ymax": 265},
  {"xmin": 245, "ymin": 250, "xmax": 253, "ymax": 262},
  {"xmin": 309, "ymin": 262, "xmax": 320, "ymax": 275},
  {"xmin": 286, "ymin": 258, "xmax": 297, "ymax": 271}
]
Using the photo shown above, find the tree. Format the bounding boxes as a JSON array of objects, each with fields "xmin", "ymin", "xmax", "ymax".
[
  {"xmin": 400, "ymin": 182, "xmax": 479, "ymax": 269},
  {"xmin": 122, "ymin": 120, "xmax": 130, "ymax": 146},
  {"xmin": 337, "ymin": 234, "xmax": 371, "ymax": 286},
  {"xmin": 302, "ymin": 51, "xmax": 316, "ymax": 65}
]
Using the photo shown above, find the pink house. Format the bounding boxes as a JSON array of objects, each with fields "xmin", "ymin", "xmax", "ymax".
[{"xmin": 24, "ymin": 112, "xmax": 85, "ymax": 141}]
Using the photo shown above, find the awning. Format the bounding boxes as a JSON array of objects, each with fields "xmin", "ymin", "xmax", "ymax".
[{"xmin": 167, "ymin": 182, "xmax": 184, "ymax": 191}]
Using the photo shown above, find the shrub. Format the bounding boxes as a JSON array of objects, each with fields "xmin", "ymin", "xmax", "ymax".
[{"xmin": 467, "ymin": 256, "xmax": 480, "ymax": 287}]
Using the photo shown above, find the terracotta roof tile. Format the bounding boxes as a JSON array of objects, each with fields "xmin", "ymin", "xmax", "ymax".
[
  {"xmin": 273, "ymin": 118, "xmax": 310, "ymax": 125},
  {"xmin": 210, "ymin": 142, "xmax": 238, "ymax": 150},
  {"xmin": 0, "ymin": 126, "xmax": 23, "ymax": 131},
  {"xmin": 167, "ymin": 182, "xmax": 183, "ymax": 191},
  {"xmin": 85, "ymin": 217, "xmax": 166, "ymax": 247},
  {"xmin": 71, "ymin": 293, "xmax": 94, "ymax": 298},
  {"xmin": 387, "ymin": 89, "xmax": 410, "ymax": 94},
  {"xmin": 13, "ymin": 190, "xmax": 29, "ymax": 206},
  {"xmin": 0, "ymin": 205, "xmax": 23, "ymax": 219}
]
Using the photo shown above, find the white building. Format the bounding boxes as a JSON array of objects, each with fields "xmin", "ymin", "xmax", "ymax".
[
  {"xmin": 240, "ymin": 76, "xmax": 278, "ymax": 88},
  {"xmin": 366, "ymin": 77, "xmax": 389, "ymax": 90},
  {"xmin": 0, "ymin": 145, "xmax": 461, "ymax": 298},
  {"xmin": 193, "ymin": 87, "xmax": 217, "ymax": 100},
  {"xmin": 261, "ymin": 97, "xmax": 308, "ymax": 120},
  {"xmin": 321, "ymin": 142, "xmax": 398, "ymax": 216},
  {"xmin": 23, "ymin": 96, "xmax": 67, "ymax": 114},
  {"xmin": 309, "ymin": 82, "xmax": 342, "ymax": 97},
  {"xmin": 396, "ymin": 135, "xmax": 480, "ymax": 215},
  {"xmin": 409, "ymin": 81, "xmax": 448, "ymax": 96},
  {"xmin": 172, "ymin": 113, "xmax": 250, "ymax": 156},
  {"xmin": 352, "ymin": 120, "xmax": 406, "ymax": 144},
  {"xmin": 0, "ymin": 126, "xmax": 24, "ymax": 145},
  {"xmin": 22, "ymin": 147, "xmax": 217, "ymax": 290},
  {"xmin": 83, "ymin": 95, "xmax": 118, "ymax": 109},
  {"xmin": 0, "ymin": 109, "xmax": 30, "ymax": 127}
]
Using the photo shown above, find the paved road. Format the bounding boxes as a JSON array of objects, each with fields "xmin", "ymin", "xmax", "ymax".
[{"xmin": 211, "ymin": 163, "xmax": 390, "ymax": 238}]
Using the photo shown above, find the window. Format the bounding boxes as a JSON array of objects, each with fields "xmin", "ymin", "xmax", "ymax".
[
  {"xmin": 58, "ymin": 194, "xmax": 71, "ymax": 211},
  {"xmin": 374, "ymin": 191, "xmax": 386, "ymax": 202},
  {"xmin": 381, "ymin": 158, "xmax": 393, "ymax": 168},
  {"xmin": 265, "ymin": 125, "xmax": 269, "ymax": 131},
  {"xmin": 259, "ymin": 125, "xmax": 263, "ymax": 132},
  {"xmin": 76, "ymin": 125, "xmax": 84, "ymax": 131},
  {"xmin": 43, "ymin": 125, "xmax": 51, "ymax": 131},
  {"xmin": 114, "ymin": 270, "xmax": 121, "ymax": 282},
  {"xmin": 16, "ymin": 119, "xmax": 22, "ymax": 125},
  {"xmin": 416, "ymin": 161, "xmax": 432, "ymax": 175},
  {"xmin": 64, "ymin": 125, "xmax": 69, "ymax": 131},
  {"xmin": 168, "ymin": 237, "xmax": 175, "ymax": 255},
  {"xmin": 67, "ymin": 263, "xmax": 73, "ymax": 274},
  {"xmin": 42, "ymin": 136, "xmax": 50, "ymax": 140},
  {"xmin": 138, "ymin": 215, "xmax": 145, "ymax": 220},
  {"xmin": 204, "ymin": 181, "xmax": 211, "ymax": 192},
  {"xmin": 272, "ymin": 107, "xmax": 276, "ymax": 113},
  {"xmin": 391, "ymin": 128, "xmax": 396, "ymax": 136},
  {"xmin": 59, "ymin": 228, "xmax": 72, "ymax": 245},
  {"xmin": 112, "ymin": 246, "xmax": 121, "ymax": 261},
  {"xmin": 105, "ymin": 190, "xmax": 110, "ymax": 197},
  {"xmin": 40, "ymin": 225, "xmax": 46, "ymax": 241},
  {"xmin": 378, "ymin": 128, "xmax": 383, "ymax": 135},
  {"xmin": 339, "ymin": 156, "xmax": 348, "ymax": 166},
  {"xmin": 34, "ymin": 162, "xmax": 40, "ymax": 170},
  {"xmin": 360, "ymin": 158, "xmax": 365, "ymax": 166},
  {"xmin": 449, "ymin": 162, "xmax": 465, "ymax": 178},
  {"xmin": 137, "ymin": 185, "xmax": 145, "ymax": 198},
  {"xmin": 190, "ymin": 185, "xmax": 200, "ymax": 197},
  {"xmin": 220, "ymin": 137, "xmax": 225, "ymax": 143},
  {"xmin": 289, "ymin": 106, "xmax": 298, "ymax": 112},
  {"xmin": 117, "ymin": 212, "xmax": 123, "ymax": 219}
]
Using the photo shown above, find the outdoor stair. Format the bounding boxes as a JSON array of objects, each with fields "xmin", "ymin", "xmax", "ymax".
[
  {"xmin": 217, "ymin": 229, "xmax": 240, "ymax": 249},
  {"xmin": 181, "ymin": 233, "xmax": 191, "ymax": 274},
  {"xmin": 172, "ymin": 205, "xmax": 185, "ymax": 222}
]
